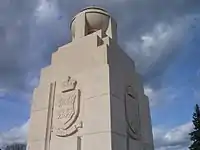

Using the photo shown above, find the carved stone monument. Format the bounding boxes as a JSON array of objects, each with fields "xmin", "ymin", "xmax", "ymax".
[{"xmin": 27, "ymin": 6, "xmax": 154, "ymax": 150}]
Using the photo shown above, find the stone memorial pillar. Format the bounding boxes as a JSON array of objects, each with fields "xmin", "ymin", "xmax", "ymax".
[{"xmin": 27, "ymin": 6, "xmax": 154, "ymax": 150}]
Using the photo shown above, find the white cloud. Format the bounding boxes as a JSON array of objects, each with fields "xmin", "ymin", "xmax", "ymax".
[
  {"xmin": 144, "ymin": 86, "xmax": 178, "ymax": 107},
  {"xmin": 0, "ymin": 120, "xmax": 29, "ymax": 149},
  {"xmin": 153, "ymin": 122, "xmax": 193, "ymax": 150},
  {"xmin": 0, "ymin": 1, "xmax": 199, "ymax": 150},
  {"xmin": 0, "ymin": 89, "xmax": 7, "ymax": 99},
  {"xmin": 156, "ymin": 146, "xmax": 189, "ymax": 150},
  {"xmin": 84, "ymin": 0, "xmax": 128, "ymax": 5},
  {"xmin": 124, "ymin": 17, "xmax": 191, "ymax": 75},
  {"xmin": 25, "ymin": 73, "xmax": 39, "ymax": 90},
  {"xmin": 34, "ymin": 0, "xmax": 60, "ymax": 25},
  {"xmin": 0, "ymin": 120, "xmax": 193, "ymax": 150}
]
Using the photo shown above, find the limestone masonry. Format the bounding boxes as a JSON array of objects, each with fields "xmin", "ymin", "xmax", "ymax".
[{"xmin": 27, "ymin": 6, "xmax": 154, "ymax": 150}]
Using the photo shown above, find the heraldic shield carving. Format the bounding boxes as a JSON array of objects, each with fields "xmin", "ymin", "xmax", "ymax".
[
  {"xmin": 53, "ymin": 76, "xmax": 82, "ymax": 137},
  {"xmin": 124, "ymin": 86, "xmax": 140, "ymax": 140}
]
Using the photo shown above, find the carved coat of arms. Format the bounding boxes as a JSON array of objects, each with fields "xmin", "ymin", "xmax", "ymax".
[
  {"xmin": 124, "ymin": 86, "xmax": 140, "ymax": 140},
  {"xmin": 53, "ymin": 76, "xmax": 82, "ymax": 137}
]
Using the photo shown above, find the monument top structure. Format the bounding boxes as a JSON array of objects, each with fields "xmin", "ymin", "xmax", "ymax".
[
  {"xmin": 70, "ymin": 6, "xmax": 117, "ymax": 41},
  {"xmin": 27, "ymin": 6, "xmax": 154, "ymax": 150}
]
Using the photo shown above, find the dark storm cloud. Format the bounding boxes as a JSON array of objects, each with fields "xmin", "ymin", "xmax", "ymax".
[
  {"xmin": 0, "ymin": 0, "xmax": 200, "ymax": 92},
  {"xmin": 0, "ymin": 0, "xmax": 37, "ymax": 91},
  {"xmin": 0, "ymin": 1, "xmax": 200, "ymax": 149}
]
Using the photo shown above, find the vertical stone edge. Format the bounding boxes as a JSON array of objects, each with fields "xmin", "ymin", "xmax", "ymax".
[{"xmin": 44, "ymin": 81, "xmax": 56, "ymax": 150}]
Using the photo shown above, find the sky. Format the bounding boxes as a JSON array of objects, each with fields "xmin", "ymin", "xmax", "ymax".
[{"xmin": 0, "ymin": 0, "xmax": 200, "ymax": 149}]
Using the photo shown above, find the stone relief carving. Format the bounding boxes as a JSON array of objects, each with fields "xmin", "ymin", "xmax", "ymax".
[
  {"xmin": 53, "ymin": 77, "xmax": 82, "ymax": 137},
  {"xmin": 61, "ymin": 76, "xmax": 77, "ymax": 93},
  {"xmin": 124, "ymin": 85, "xmax": 140, "ymax": 140}
]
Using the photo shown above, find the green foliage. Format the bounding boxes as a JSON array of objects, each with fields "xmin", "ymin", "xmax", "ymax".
[{"xmin": 189, "ymin": 104, "xmax": 200, "ymax": 150}]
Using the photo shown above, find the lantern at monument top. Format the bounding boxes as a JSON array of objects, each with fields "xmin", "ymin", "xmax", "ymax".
[{"xmin": 70, "ymin": 6, "xmax": 117, "ymax": 41}]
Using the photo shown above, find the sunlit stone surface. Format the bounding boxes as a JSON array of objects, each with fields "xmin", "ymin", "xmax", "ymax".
[{"xmin": 27, "ymin": 6, "xmax": 154, "ymax": 150}]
